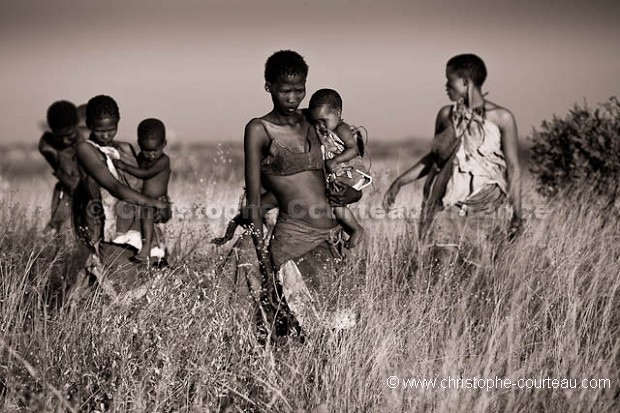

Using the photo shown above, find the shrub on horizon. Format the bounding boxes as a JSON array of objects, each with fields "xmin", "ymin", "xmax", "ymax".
[{"xmin": 529, "ymin": 96, "xmax": 620, "ymax": 199}]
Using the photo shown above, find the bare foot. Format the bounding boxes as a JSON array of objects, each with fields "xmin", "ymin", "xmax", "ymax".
[{"xmin": 345, "ymin": 226, "xmax": 364, "ymax": 249}]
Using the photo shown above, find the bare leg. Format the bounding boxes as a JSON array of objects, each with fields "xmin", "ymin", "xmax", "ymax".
[
  {"xmin": 44, "ymin": 183, "xmax": 64, "ymax": 235},
  {"xmin": 137, "ymin": 207, "xmax": 154, "ymax": 259},
  {"xmin": 333, "ymin": 206, "xmax": 364, "ymax": 248}
]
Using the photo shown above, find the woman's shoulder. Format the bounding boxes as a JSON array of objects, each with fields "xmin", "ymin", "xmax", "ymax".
[
  {"xmin": 484, "ymin": 100, "xmax": 516, "ymax": 128},
  {"xmin": 76, "ymin": 139, "xmax": 94, "ymax": 154},
  {"xmin": 246, "ymin": 117, "xmax": 267, "ymax": 128},
  {"xmin": 244, "ymin": 118, "xmax": 271, "ymax": 151},
  {"xmin": 75, "ymin": 140, "xmax": 104, "ymax": 166},
  {"xmin": 434, "ymin": 105, "xmax": 453, "ymax": 132},
  {"xmin": 437, "ymin": 104, "xmax": 453, "ymax": 119},
  {"xmin": 244, "ymin": 118, "xmax": 269, "ymax": 139}
]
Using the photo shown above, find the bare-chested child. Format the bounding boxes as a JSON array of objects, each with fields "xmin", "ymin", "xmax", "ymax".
[
  {"xmin": 308, "ymin": 89, "xmax": 369, "ymax": 248},
  {"xmin": 114, "ymin": 119, "xmax": 171, "ymax": 261},
  {"xmin": 38, "ymin": 100, "xmax": 82, "ymax": 235}
]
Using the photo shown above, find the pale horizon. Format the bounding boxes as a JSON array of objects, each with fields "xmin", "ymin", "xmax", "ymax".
[{"xmin": 2, "ymin": 0, "xmax": 619, "ymax": 144}]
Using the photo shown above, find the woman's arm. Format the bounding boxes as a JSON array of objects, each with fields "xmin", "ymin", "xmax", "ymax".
[
  {"xmin": 498, "ymin": 108, "xmax": 523, "ymax": 238},
  {"xmin": 243, "ymin": 120, "xmax": 273, "ymax": 280},
  {"xmin": 382, "ymin": 153, "xmax": 434, "ymax": 211},
  {"xmin": 76, "ymin": 143, "xmax": 165, "ymax": 208},
  {"xmin": 382, "ymin": 106, "xmax": 451, "ymax": 211}
]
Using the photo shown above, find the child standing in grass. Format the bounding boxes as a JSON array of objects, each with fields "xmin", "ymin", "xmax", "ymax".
[{"xmin": 114, "ymin": 118, "xmax": 171, "ymax": 263}]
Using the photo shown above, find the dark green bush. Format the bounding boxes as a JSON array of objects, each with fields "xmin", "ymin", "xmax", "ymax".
[{"xmin": 529, "ymin": 97, "xmax": 620, "ymax": 198}]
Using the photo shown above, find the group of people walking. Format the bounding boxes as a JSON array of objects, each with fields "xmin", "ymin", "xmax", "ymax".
[{"xmin": 39, "ymin": 50, "xmax": 522, "ymax": 343}]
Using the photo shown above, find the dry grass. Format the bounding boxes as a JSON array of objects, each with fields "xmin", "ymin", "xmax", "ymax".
[{"xmin": 0, "ymin": 144, "xmax": 618, "ymax": 412}]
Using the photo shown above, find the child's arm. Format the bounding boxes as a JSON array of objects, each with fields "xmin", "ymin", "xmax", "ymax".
[
  {"xmin": 115, "ymin": 155, "xmax": 170, "ymax": 179},
  {"xmin": 54, "ymin": 169, "xmax": 79, "ymax": 192},
  {"xmin": 325, "ymin": 122, "xmax": 359, "ymax": 171},
  {"xmin": 39, "ymin": 136, "xmax": 60, "ymax": 171}
]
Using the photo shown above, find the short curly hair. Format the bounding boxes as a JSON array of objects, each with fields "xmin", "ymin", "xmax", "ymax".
[
  {"xmin": 47, "ymin": 100, "xmax": 78, "ymax": 132},
  {"xmin": 447, "ymin": 54, "xmax": 488, "ymax": 87},
  {"xmin": 309, "ymin": 89, "xmax": 342, "ymax": 112},
  {"xmin": 264, "ymin": 50, "xmax": 309, "ymax": 83},
  {"xmin": 138, "ymin": 118, "xmax": 166, "ymax": 145},
  {"xmin": 85, "ymin": 95, "xmax": 120, "ymax": 126}
]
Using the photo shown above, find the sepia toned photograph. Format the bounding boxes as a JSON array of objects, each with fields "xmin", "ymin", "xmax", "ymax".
[{"xmin": 1, "ymin": 0, "xmax": 619, "ymax": 411}]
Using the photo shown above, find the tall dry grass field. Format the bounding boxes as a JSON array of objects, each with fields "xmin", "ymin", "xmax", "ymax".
[{"xmin": 0, "ymin": 142, "xmax": 618, "ymax": 412}]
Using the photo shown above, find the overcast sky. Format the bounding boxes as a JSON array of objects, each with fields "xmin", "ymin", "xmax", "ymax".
[{"xmin": 2, "ymin": 0, "xmax": 619, "ymax": 144}]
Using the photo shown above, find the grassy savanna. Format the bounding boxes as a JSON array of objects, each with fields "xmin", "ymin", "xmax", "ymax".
[{"xmin": 0, "ymin": 140, "xmax": 618, "ymax": 412}]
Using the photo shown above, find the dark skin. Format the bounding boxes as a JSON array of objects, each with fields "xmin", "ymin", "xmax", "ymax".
[
  {"xmin": 114, "ymin": 137, "xmax": 171, "ymax": 260},
  {"xmin": 54, "ymin": 145, "xmax": 80, "ymax": 192},
  {"xmin": 245, "ymin": 73, "xmax": 336, "ymax": 281},
  {"xmin": 114, "ymin": 140, "xmax": 171, "ymax": 199},
  {"xmin": 39, "ymin": 127, "xmax": 82, "ymax": 191},
  {"xmin": 39, "ymin": 134, "xmax": 62, "ymax": 171},
  {"xmin": 311, "ymin": 113, "xmax": 365, "ymax": 248},
  {"xmin": 309, "ymin": 104, "xmax": 359, "ymax": 171},
  {"xmin": 211, "ymin": 192, "xmax": 277, "ymax": 246},
  {"xmin": 245, "ymin": 73, "xmax": 362, "ymax": 281},
  {"xmin": 78, "ymin": 116, "xmax": 167, "ymax": 209},
  {"xmin": 76, "ymin": 142, "xmax": 167, "ymax": 208},
  {"xmin": 324, "ymin": 123, "xmax": 359, "ymax": 175},
  {"xmin": 383, "ymin": 67, "xmax": 523, "ymax": 238}
]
